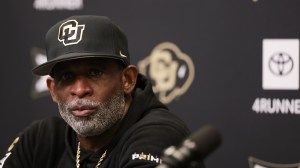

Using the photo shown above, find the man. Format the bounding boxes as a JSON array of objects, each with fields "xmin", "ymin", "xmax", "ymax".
[{"xmin": 0, "ymin": 15, "xmax": 203, "ymax": 168}]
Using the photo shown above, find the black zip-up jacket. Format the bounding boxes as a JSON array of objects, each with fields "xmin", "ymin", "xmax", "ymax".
[{"xmin": 1, "ymin": 74, "xmax": 204, "ymax": 168}]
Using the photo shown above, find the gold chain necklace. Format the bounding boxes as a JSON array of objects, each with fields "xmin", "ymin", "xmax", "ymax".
[{"xmin": 76, "ymin": 141, "xmax": 107, "ymax": 168}]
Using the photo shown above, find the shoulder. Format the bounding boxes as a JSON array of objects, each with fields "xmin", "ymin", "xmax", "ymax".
[
  {"xmin": 15, "ymin": 116, "xmax": 66, "ymax": 146},
  {"xmin": 0, "ymin": 116, "xmax": 67, "ymax": 167},
  {"xmin": 9, "ymin": 116, "xmax": 67, "ymax": 152},
  {"xmin": 17, "ymin": 116, "xmax": 66, "ymax": 150},
  {"xmin": 137, "ymin": 108, "xmax": 190, "ymax": 137},
  {"xmin": 24, "ymin": 116, "xmax": 66, "ymax": 135},
  {"xmin": 121, "ymin": 108, "xmax": 191, "ymax": 151}
]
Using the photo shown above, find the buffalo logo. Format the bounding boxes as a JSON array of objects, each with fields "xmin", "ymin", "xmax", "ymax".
[
  {"xmin": 268, "ymin": 52, "xmax": 294, "ymax": 76},
  {"xmin": 138, "ymin": 42, "xmax": 195, "ymax": 104},
  {"xmin": 248, "ymin": 156, "xmax": 300, "ymax": 168},
  {"xmin": 58, "ymin": 19, "xmax": 85, "ymax": 46}
]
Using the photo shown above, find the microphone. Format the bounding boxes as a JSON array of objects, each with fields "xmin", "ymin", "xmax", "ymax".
[{"xmin": 157, "ymin": 125, "xmax": 222, "ymax": 168}]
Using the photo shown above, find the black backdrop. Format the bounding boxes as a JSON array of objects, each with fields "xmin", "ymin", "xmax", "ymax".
[{"xmin": 1, "ymin": 0, "xmax": 300, "ymax": 167}]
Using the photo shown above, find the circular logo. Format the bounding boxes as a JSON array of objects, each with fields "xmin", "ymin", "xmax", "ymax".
[
  {"xmin": 138, "ymin": 42, "xmax": 195, "ymax": 104},
  {"xmin": 268, "ymin": 52, "xmax": 293, "ymax": 76}
]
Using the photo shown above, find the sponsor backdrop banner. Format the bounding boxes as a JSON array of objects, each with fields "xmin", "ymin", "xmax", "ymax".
[{"xmin": 1, "ymin": 0, "xmax": 300, "ymax": 167}]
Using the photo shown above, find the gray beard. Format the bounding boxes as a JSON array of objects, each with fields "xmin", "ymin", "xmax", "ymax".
[{"xmin": 57, "ymin": 87, "xmax": 125, "ymax": 137}]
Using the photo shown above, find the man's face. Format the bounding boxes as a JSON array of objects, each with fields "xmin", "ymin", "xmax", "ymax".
[{"xmin": 49, "ymin": 58, "xmax": 126, "ymax": 137}]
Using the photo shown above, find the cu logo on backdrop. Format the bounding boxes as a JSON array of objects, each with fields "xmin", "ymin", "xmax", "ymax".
[
  {"xmin": 138, "ymin": 42, "xmax": 195, "ymax": 104},
  {"xmin": 268, "ymin": 52, "xmax": 294, "ymax": 76},
  {"xmin": 58, "ymin": 20, "xmax": 85, "ymax": 46}
]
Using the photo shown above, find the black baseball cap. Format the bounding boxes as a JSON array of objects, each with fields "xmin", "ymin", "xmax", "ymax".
[{"xmin": 32, "ymin": 15, "xmax": 130, "ymax": 76}]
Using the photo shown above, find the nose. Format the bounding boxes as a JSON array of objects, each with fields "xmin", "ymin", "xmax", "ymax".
[{"xmin": 70, "ymin": 76, "xmax": 93, "ymax": 98}]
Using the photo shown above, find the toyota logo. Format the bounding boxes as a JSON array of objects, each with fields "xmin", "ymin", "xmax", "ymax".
[{"xmin": 268, "ymin": 52, "xmax": 294, "ymax": 76}]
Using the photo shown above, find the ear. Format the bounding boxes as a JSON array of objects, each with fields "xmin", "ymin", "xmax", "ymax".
[
  {"xmin": 47, "ymin": 76, "xmax": 58, "ymax": 103},
  {"xmin": 122, "ymin": 65, "xmax": 138, "ymax": 94}
]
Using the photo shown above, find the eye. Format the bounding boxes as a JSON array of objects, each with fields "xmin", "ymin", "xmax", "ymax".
[
  {"xmin": 88, "ymin": 69, "xmax": 103, "ymax": 77},
  {"xmin": 57, "ymin": 71, "xmax": 75, "ymax": 81}
]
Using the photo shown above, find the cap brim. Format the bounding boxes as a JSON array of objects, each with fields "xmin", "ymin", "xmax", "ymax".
[{"xmin": 32, "ymin": 52, "xmax": 128, "ymax": 76}]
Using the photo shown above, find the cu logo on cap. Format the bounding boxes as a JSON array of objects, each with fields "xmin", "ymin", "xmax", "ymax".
[
  {"xmin": 58, "ymin": 20, "xmax": 85, "ymax": 46},
  {"xmin": 268, "ymin": 52, "xmax": 294, "ymax": 76}
]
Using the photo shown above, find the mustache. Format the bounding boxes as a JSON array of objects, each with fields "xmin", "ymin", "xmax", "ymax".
[{"xmin": 61, "ymin": 99, "xmax": 102, "ymax": 110}]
